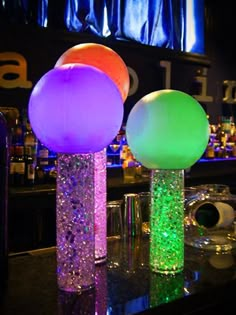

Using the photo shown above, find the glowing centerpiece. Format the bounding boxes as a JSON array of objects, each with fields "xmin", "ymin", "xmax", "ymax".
[
  {"xmin": 28, "ymin": 64, "xmax": 123, "ymax": 291},
  {"xmin": 55, "ymin": 43, "xmax": 129, "ymax": 263},
  {"xmin": 55, "ymin": 43, "xmax": 130, "ymax": 102},
  {"xmin": 126, "ymin": 89, "xmax": 209, "ymax": 274}
]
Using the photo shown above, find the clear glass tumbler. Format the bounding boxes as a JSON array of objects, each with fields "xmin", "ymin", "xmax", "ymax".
[{"xmin": 184, "ymin": 184, "xmax": 236, "ymax": 251}]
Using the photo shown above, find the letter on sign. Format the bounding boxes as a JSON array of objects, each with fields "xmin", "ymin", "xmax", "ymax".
[
  {"xmin": 193, "ymin": 68, "xmax": 213, "ymax": 102},
  {"xmin": 223, "ymin": 80, "xmax": 236, "ymax": 104},
  {"xmin": 0, "ymin": 52, "xmax": 32, "ymax": 89}
]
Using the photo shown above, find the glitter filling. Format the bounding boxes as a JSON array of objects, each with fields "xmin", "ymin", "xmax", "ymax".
[
  {"xmin": 150, "ymin": 169, "xmax": 184, "ymax": 274},
  {"xmin": 56, "ymin": 153, "xmax": 95, "ymax": 292},
  {"xmin": 94, "ymin": 149, "xmax": 107, "ymax": 263}
]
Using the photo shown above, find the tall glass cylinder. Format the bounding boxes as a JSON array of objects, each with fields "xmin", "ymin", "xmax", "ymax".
[
  {"xmin": 56, "ymin": 153, "xmax": 95, "ymax": 292},
  {"xmin": 150, "ymin": 169, "xmax": 184, "ymax": 274},
  {"xmin": 94, "ymin": 149, "xmax": 107, "ymax": 263}
]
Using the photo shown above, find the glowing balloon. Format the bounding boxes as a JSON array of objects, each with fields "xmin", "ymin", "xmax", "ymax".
[
  {"xmin": 126, "ymin": 89, "xmax": 209, "ymax": 169},
  {"xmin": 28, "ymin": 64, "xmax": 124, "ymax": 154},
  {"xmin": 55, "ymin": 43, "xmax": 130, "ymax": 102}
]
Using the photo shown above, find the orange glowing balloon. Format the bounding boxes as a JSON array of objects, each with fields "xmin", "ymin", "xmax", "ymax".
[{"xmin": 55, "ymin": 43, "xmax": 130, "ymax": 102}]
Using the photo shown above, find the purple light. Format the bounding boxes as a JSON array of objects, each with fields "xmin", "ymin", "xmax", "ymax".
[
  {"xmin": 29, "ymin": 64, "xmax": 124, "ymax": 154},
  {"xmin": 94, "ymin": 149, "xmax": 107, "ymax": 263},
  {"xmin": 57, "ymin": 153, "xmax": 95, "ymax": 292},
  {"xmin": 28, "ymin": 62, "xmax": 124, "ymax": 293}
]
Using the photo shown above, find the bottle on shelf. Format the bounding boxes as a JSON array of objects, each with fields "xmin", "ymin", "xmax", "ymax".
[
  {"xmin": 215, "ymin": 115, "xmax": 235, "ymax": 158},
  {"xmin": 11, "ymin": 116, "xmax": 24, "ymax": 147},
  {"xmin": 24, "ymin": 120, "xmax": 38, "ymax": 163},
  {"xmin": 24, "ymin": 120, "xmax": 37, "ymax": 186},
  {"xmin": 35, "ymin": 141, "xmax": 49, "ymax": 184},
  {"xmin": 24, "ymin": 146, "xmax": 35, "ymax": 186},
  {"xmin": 122, "ymin": 147, "xmax": 137, "ymax": 180},
  {"xmin": 108, "ymin": 138, "xmax": 120, "ymax": 166},
  {"xmin": 9, "ymin": 145, "xmax": 15, "ymax": 186},
  {"xmin": 220, "ymin": 115, "xmax": 233, "ymax": 137},
  {"xmin": 37, "ymin": 142, "xmax": 49, "ymax": 167},
  {"xmin": 35, "ymin": 163, "xmax": 46, "ymax": 185},
  {"xmin": 119, "ymin": 125, "xmax": 128, "ymax": 165},
  {"xmin": 13, "ymin": 145, "xmax": 25, "ymax": 186},
  {"xmin": 205, "ymin": 138, "xmax": 215, "ymax": 159}
]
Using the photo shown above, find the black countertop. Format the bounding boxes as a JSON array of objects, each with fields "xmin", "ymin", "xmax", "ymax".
[
  {"xmin": 8, "ymin": 175, "xmax": 150, "ymax": 196},
  {"xmin": 1, "ymin": 237, "xmax": 236, "ymax": 315}
]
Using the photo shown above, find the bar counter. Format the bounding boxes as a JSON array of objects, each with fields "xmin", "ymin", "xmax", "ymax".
[
  {"xmin": 1, "ymin": 236, "xmax": 236, "ymax": 315},
  {"xmin": 7, "ymin": 158, "xmax": 236, "ymax": 253}
]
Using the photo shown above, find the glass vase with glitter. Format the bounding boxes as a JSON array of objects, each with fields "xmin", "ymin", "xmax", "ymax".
[
  {"xmin": 56, "ymin": 153, "xmax": 95, "ymax": 292},
  {"xmin": 94, "ymin": 149, "xmax": 107, "ymax": 264},
  {"xmin": 150, "ymin": 169, "xmax": 184, "ymax": 274}
]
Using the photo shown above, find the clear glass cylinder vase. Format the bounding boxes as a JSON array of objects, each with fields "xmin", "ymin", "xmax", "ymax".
[
  {"xmin": 94, "ymin": 149, "xmax": 107, "ymax": 263},
  {"xmin": 56, "ymin": 153, "xmax": 95, "ymax": 292},
  {"xmin": 150, "ymin": 169, "xmax": 184, "ymax": 274}
]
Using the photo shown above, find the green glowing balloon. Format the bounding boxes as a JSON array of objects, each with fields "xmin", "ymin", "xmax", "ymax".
[{"xmin": 126, "ymin": 89, "xmax": 209, "ymax": 169}]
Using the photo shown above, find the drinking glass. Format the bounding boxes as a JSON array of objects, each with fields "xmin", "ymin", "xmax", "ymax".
[
  {"xmin": 138, "ymin": 192, "xmax": 151, "ymax": 235},
  {"xmin": 123, "ymin": 193, "xmax": 142, "ymax": 238},
  {"xmin": 184, "ymin": 184, "xmax": 236, "ymax": 251},
  {"xmin": 107, "ymin": 200, "xmax": 123, "ymax": 240}
]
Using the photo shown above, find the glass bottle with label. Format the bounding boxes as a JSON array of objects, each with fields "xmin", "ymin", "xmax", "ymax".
[
  {"xmin": 9, "ymin": 145, "xmax": 15, "ymax": 186},
  {"xmin": 14, "ymin": 145, "xmax": 25, "ymax": 186},
  {"xmin": 38, "ymin": 142, "xmax": 49, "ymax": 167},
  {"xmin": 205, "ymin": 138, "xmax": 215, "ymax": 159},
  {"xmin": 24, "ymin": 120, "xmax": 38, "ymax": 163},
  {"xmin": 35, "ymin": 141, "xmax": 49, "ymax": 184},
  {"xmin": 12, "ymin": 116, "xmax": 24, "ymax": 146},
  {"xmin": 24, "ymin": 146, "xmax": 35, "ymax": 186}
]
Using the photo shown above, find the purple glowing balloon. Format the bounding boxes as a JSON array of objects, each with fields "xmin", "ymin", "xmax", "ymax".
[{"xmin": 28, "ymin": 64, "xmax": 124, "ymax": 153}]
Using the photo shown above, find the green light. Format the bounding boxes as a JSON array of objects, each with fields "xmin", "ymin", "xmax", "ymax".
[
  {"xmin": 150, "ymin": 272, "xmax": 184, "ymax": 307},
  {"xmin": 150, "ymin": 169, "xmax": 184, "ymax": 274},
  {"xmin": 126, "ymin": 89, "xmax": 209, "ymax": 275},
  {"xmin": 126, "ymin": 89, "xmax": 209, "ymax": 170}
]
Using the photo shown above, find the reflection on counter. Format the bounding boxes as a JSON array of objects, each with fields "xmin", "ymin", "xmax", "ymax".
[{"xmin": 2, "ymin": 238, "xmax": 236, "ymax": 315}]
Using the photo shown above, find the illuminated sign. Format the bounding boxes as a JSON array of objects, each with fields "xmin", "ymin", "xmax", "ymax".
[
  {"xmin": 0, "ymin": 52, "xmax": 32, "ymax": 89},
  {"xmin": 0, "ymin": 51, "xmax": 233, "ymax": 108},
  {"xmin": 223, "ymin": 80, "xmax": 236, "ymax": 104}
]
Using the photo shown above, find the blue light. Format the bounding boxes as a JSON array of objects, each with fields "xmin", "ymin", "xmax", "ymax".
[
  {"xmin": 37, "ymin": 0, "xmax": 48, "ymax": 27},
  {"xmin": 185, "ymin": 0, "xmax": 204, "ymax": 54},
  {"xmin": 36, "ymin": 0, "xmax": 204, "ymax": 55},
  {"xmin": 102, "ymin": 4, "xmax": 111, "ymax": 37}
]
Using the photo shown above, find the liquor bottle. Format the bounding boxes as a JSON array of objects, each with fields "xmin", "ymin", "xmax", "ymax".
[
  {"xmin": 219, "ymin": 130, "xmax": 228, "ymax": 158},
  {"xmin": 233, "ymin": 144, "xmax": 236, "ymax": 157},
  {"xmin": 119, "ymin": 125, "xmax": 128, "ymax": 166},
  {"xmin": 205, "ymin": 139, "xmax": 215, "ymax": 159},
  {"xmin": 0, "ymin": 112, "xmax": 8, "ymax": 291},
  {"xmin": 38, "ymin": 141, "xmax": 49, "ymax": 167},
  {"xmin": 24, "ymin": 121, "xmax": 37, "ymax": 185},
  {"xmin": 8, "ymin": 145, "xmax": 15, "ymax": 186},
  {"xmin": 14, "ymin": 145, "xmax": 25, "ymax": 186},
  {"xmin": 122, "ymin": 147, "xmax": 136, "ymax": 180},
  {"xmin": 24, "ymin": 120, "xmax": 38, "ymax": 163},
  {"xmin": 11, "ymin": 116, "xmax": 24, "ymax": 146},
  {"xmin": 24, "ymin": 146, "xmax": 35, "ymax": 186},
  {"xmin": 35, "ymin": 142, "xmax": 49, "ymax": 184},
  {"xmin": 35, "ymin": 163, "xmax": 46, "ymax": 185}
]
